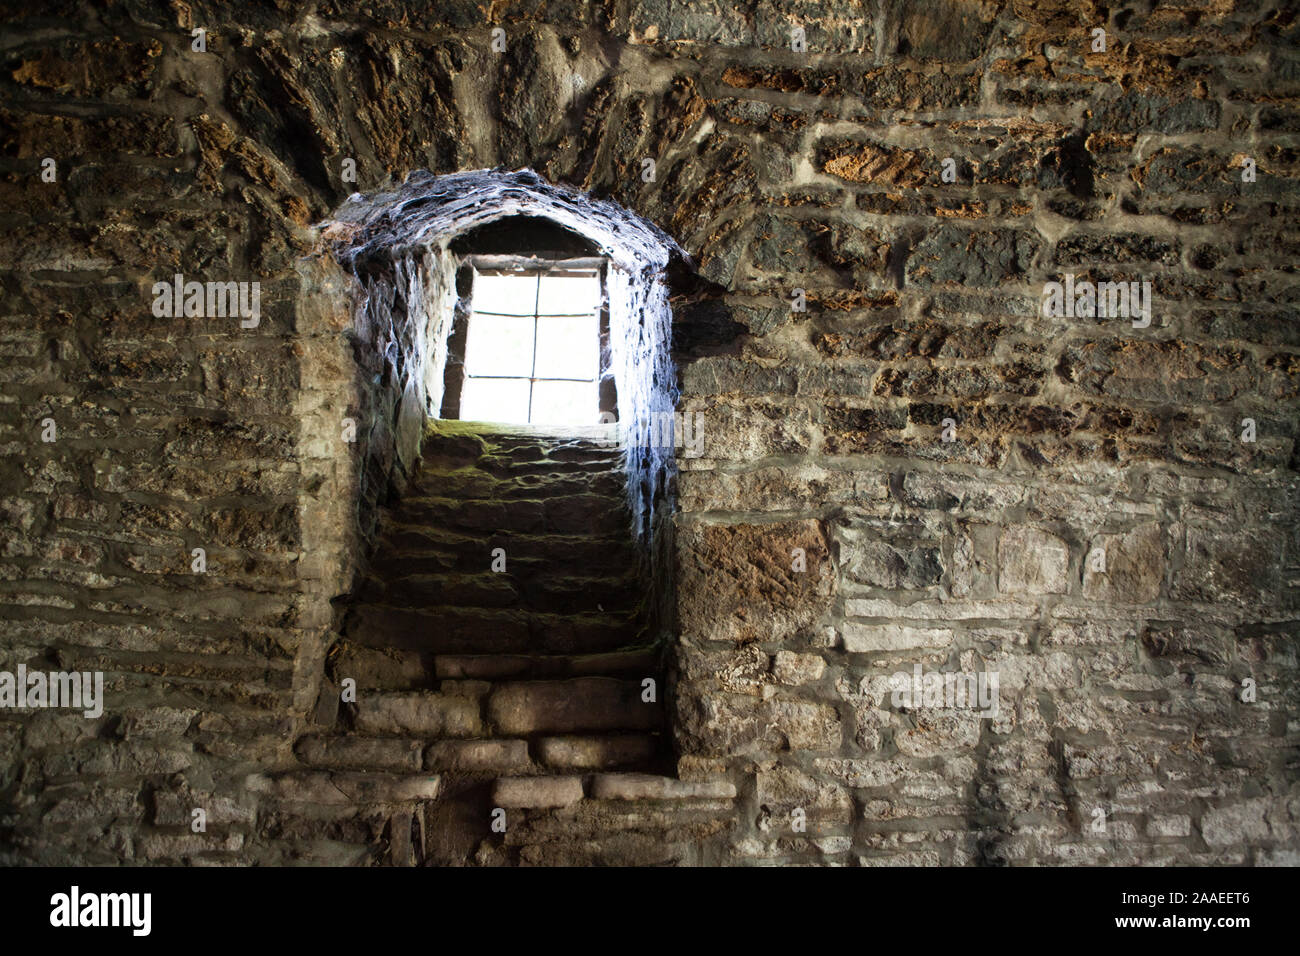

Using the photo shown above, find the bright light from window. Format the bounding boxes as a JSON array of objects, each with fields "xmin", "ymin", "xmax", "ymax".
[{"xmin": 460, "ymin": 266, "xmax": 603, "ymax": 426}]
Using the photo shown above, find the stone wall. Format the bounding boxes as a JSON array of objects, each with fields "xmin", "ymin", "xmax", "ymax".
[{"xmin": 0, "ymin": 0, "xmax": 1297, "ymax": 864}]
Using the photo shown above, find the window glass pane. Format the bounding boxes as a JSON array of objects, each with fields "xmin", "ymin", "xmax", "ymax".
[
  {"xmin": 459, "ymin": 378, "xmax": 531, "ymax": 423},
  {"xmin": 537, "ymin": 271, "xmax": 600, "ymax": 314},
  {"xmin": 465, "ymin": 313, "xmax": 535, "ymax": 378},
  {"xmin": 530, "ymin": 380, "xmax": 599, "ymax": 426},
  {"xmin": 533, "ymin": 315, "xmax": 598, "ymax": 380},
  {"xmin": 471, "ymin": 273, "xmax": 538, "ymax": 315}
]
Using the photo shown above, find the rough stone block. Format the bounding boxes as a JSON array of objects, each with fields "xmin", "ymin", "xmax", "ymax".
[
  {"xmin": 588, "ymin": 773, "xmax": 736, "ymax": 801},
  {"xmin": 246, "ymin": 772, "xmax": 440, "ymax": 805},
  {"xmin": 1175, "ymin": 524, "xmax": 1283, "ymax": 606},
  {"xmin": 836, "ymin": 522, "xmax": 943, "ymax": 589},
  {"xmin": 493, "ymin": 775, "xmax": 583, "ymax": 809},
  {"xmin": 353, "ymin": 693, "xmax": 483, "ymax": 737},
  {"xmin": 296, "ymin": 735, "xmax": 423, "ymax": 772},
  {"xmin": 842, "ymin": 624, "xmax": 953, "ymax": 651},
  {"xmin": 755, "ymin": 766, "xmax": 853, "ymax": 821},
  {"xmin": 1201, "ymin": 800, "xmax": 1271, "ymax": 849},
  {"xmin": 1082, "ymin": 522, "xmax": 1164, "ymax": 603},
  {"xmin": 998, "ymin": 527, "xmax": 1069, "ymax": 595},
  {"xmin": 772, "ymin": 650, "xmax": 826, "ymax": 685},
  {"xmin": 894, "ymin": 710, "xmax": 982, "ymax": 757},
  {"xmin": 424, "ymin": 739, "xmax": 531, "ymax": 773},
  {"xmin": 1146, "ymin": 814, "xmax": 1192, "ymax": 838},
  {"xmin": 677, "ymin": 519, "xmax": 835, "ymax": 643},
  {"xmin": 534, "ymin": 735, "xmax": 659, "ymax": 770},
  {"xmin": 487, "ymin": 678, "xmax": 659, "ymax": 735},
  {"xmin": 769, "ymin": 699, "xmax": 842, "ymax": 751}
]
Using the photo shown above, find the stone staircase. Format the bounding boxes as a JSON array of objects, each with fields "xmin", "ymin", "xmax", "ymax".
[{"xmin": 260, "ymin": 423, "xmax": 734, "ymax": 865}]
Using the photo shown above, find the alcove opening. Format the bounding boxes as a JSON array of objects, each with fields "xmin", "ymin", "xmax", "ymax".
[
  {"xmin": 312, "ymin": 172, "xmax": 696, "ymax": 851},
  {"xmin": 438, "ymin": 217, "xmax": 618, "ymax": 432}
]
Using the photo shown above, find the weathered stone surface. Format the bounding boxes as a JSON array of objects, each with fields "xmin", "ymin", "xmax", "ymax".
[
  {"xmin": 1056, "ymin": 341, "xmax": 1253, "ymax": 404},
  {"xmin": 907, "ymin": 226, "xmax": 1042, "ymax": 287},
  {"xmin": 1082, "ymin": 523, "xmax": 1164, "ymax": 603},
  {"xmin": 755, "ymin": 767, "xmax": 853, "ymax": 821},
  {"xmin": 296, "ymin": 735, "xmax": 423, "ymax": 772},
  {"xmin": 998, "ymin": 527, "xmax": 1069, "ymax": 595},
  {"xmin": 1174, "ymin": 524, "xmax": 1284, "ymax": 607},
  {"xmin": 353, "ymin": 693, "xmax": 483, "ymax": 737},
  {"xmin": 1201, "ymin": 801, "xmax": 1271, "ymax": 849},
  {"xmin": 677, "ymin": 520, "xmax": 835, "ymax": 643},
  {"xmin": 424, "ymin": 739, "xmax": 532, "ymax": 773},
  {"xmin": 769, "ymin": 699, "xmax": 843, "ymax": 751},
  {"xmin": 332, "ymin": 643, "xmax": 430, "ymax": 690},
  {"xmin": 535, "ymin": 735, "xmax": 659, "ymax": 770},
  {"xmin": 589, "ymin": 773, "xmax": 737, "ymax": 801},
  {"xmin": 771, "ymin": 650, "xmax": 826, "ymax": 685},
  {"xmin": 2, "ymin": 1, "xmax": 1295, "ymax": 872},
  {"xmin": 493, "ymin": 775, "xmax": 584, "ymax": 809},
  {"xmin": 1147, "ymin": 814, "xmax": 1192, "ymax": 838},
  {"xmin": 487, "ymin": 678, "xmax": 659, "ymax": 735},
  {"xmin": 246, "ymin": 772, "xmax": 440, "ymax": 805},
  {"xmin": 836, "ymin": 520, "xmax": 943, "ymax": 589},
  {"xmin": 842, "ymin": 624, "xmax": 954, "ymax": 652},
  {"xmin": 894, "ymin": 710, "xmax": 982, "ymax": 757},
  {"xmin": 820, "ymin": 140, "xmax": 929, "ymax": 187}
]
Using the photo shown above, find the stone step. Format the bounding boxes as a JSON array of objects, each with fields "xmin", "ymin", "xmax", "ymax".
[
  {"xmin": 545, "ymin": 442, "xmax": 622, "ymax": 461},
  {"xmin": 397, "ymin": 495, "xmax": 630, "ymax": 536},
  {"xmin": 371, "ymin": 527, "xmax": 639, "ymax": 570},
  {"xmin": 347, "ymin": 605, "xmax": 642, "ymax": 655},
  {"xmin": 512, "ymin": 471, "xmax": 625, "ymax": 496},
  {"xmin": 319, "ymin": 428, "xmax": 672, "ymax": 821},
  {"xmin": 396, "ymin": 497, "xmax": 545, "ymax": 534},
  {"xmin": 434, "ymin": 647, "xmax": 658, "ymax": 681},
  {"xmin": 295, "ymin": 733, "xmax": 666, "ymax": 776},
  {"xmin": 331, "ymin": 644, "xmax": 659, "ymax": 691},
  {"xmin": 421, "ymin": 428, "xmax": 620, "ymax": 457},
  {"xmin": 358, "ymin": 571, "xmax": 520, "ymax": 609},
  {"xmin": 406, "ymin": 469, "xmax": 625, "ymax": 502},
  {"xmin": 364, "ymin": 545, "xmax": 461, "ymax": 576},
  {"xmin": 517, "ymin": 572, "xmax": 642, "ymax": 615},
  {"xmin": 360, "ymin": 571, "xmax": 642, "ymax": 615},
  {"xmin": 346, "ymin": 605, "xmax": 522, "ymax": 652},
  {"xmin": 473, "ymin": 436, "xmax": 622, "ymax": 457},
  {"xmin": 487, "ymin": 677, "xmax": 662, "ymax": 736},
  {"xmin": 484, "ymin": 456, "xmax": 624, "ymax": 479},
  {"xmin": 543, "ymin": 494, "xmax": 633, "ymax": 534},
  {"xmin": 416, "ymin": 430, "xmax": 492, "ymax": 461}
]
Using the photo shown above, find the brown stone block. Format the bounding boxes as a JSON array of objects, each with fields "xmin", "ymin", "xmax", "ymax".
[
  {"xmin": 488, "ymin": 678, "xmax": 660, "ymax": 735},
  {"xmin": 535, "ymin": 734, "xmax": 659, "ymax": 770},
  {"xmin": 493, "ymin": 775, "xmax": 583, "ymax": 809},
  {"xmin": 1082, "ymin": 522, "xmax": 1165, "ymax": 603},
  {"xmin": 677, "ymin": 518, "xmax": 835, "ymax": 643}
]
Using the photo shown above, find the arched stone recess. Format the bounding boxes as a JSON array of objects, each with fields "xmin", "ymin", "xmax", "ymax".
[{"xmin": 294, "ymin": 167, "xmax": 698, "ymax": 736}]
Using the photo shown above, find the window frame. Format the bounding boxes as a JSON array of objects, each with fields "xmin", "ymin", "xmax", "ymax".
[{"xmin": 455, "ymin": 254, "xmax": 610, "ymax": 427}]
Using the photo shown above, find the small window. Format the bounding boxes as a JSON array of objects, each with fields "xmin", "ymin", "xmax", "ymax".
[{"xmin": 457, "ymin": 262, "xmax": 606, "ymax": 426}]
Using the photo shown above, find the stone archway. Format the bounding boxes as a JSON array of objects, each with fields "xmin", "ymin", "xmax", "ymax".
[
  {"xmin": 273, "ymin": 168, "xmax": 734, "ymax": 865},
  {"xmin": 320, "ymin": 168, "xmax": 686, "ymax": 549}
]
